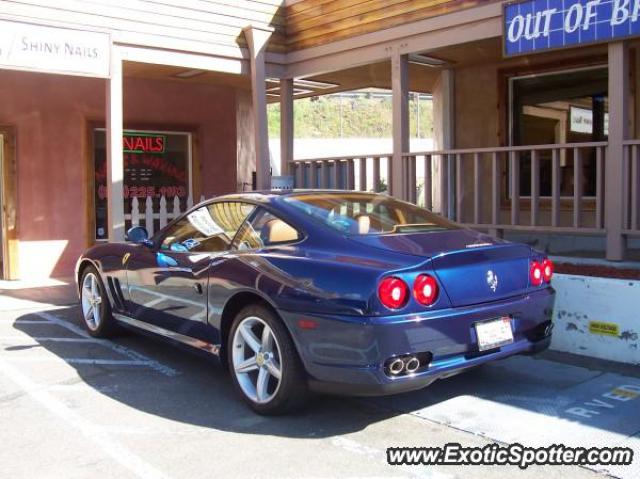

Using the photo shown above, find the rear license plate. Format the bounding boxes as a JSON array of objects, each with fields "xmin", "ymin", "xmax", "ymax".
[{"xmin": 475, "ymin": 316, "xmax": 514, "ymax": 351}]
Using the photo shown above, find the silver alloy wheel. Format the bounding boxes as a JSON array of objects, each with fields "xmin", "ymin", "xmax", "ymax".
[
  {"xmin": 81, "ymin": 272, "xmax": 102, "ymax": 331},
  {"xmin": 232, "ymin": 316, "xmax": 283, "ymax": 404}
]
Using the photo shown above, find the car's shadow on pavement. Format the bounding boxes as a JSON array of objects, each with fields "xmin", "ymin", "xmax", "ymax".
[
  {"xmin": 9, "ymin": 306, "xmax": 405, "ymax": 438},
  {"xmin": 9, "ymin": 305, "xmax": 640, "ymax": 448}
]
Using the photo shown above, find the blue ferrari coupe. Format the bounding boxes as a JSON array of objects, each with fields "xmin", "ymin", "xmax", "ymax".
[{"xmin": 76, "ymin": 191, "xmax": 555, "ymax": 414}]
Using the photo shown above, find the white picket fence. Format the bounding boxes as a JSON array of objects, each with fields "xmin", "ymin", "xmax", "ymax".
[{"xmin": 126, "ymin": 194, "xmax": 206, "ymax": 236}]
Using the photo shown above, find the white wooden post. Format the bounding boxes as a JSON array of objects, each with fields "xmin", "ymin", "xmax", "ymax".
[
  {"xmin": 131, "ymin": 197, "xmax": 140, "ymax": 227},
  {"xmin": 172, "ymin": 196, "xmax": 181, "ymax": 218},
  {"xmin": 159, "ymin": 195, "xmax": 168, "ymax": 228},
  {"xmin": 145, "ymin": 196, "xmax": 154, "ymax": 236},
  {"xmin": 187, "ymin": 195, "xmax": 194, "ymax": 209},
  {"xmin": 106, "ymin": 49, "xmax": 125, "ymax": 241}
]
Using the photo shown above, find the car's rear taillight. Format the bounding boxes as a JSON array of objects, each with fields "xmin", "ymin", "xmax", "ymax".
[
  {"xmin": 530, "ymin": 261, "xmax": 543, "ymax": 286},
  {"xmin": 542, "ymin": 258, "xmax": 554, "ymax": 283},
  {"xmin": 413, "ymin": 274, "xmax": 438, "ymax": 306},
  {"xmin": 378, "ymin": 277, "xmax": 409, "ymax": 309}
]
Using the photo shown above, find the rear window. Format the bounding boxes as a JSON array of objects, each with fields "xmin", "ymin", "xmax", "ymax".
[{"xmin": 283, "ymin": 193, "xmax": 458, "ymax": 235}]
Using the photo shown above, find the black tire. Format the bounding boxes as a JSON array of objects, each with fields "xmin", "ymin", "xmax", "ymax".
[
  {"xmin": 227, "ymin": 304, "xmax": 308, "ymax": 415},
  {"xmin": 79, "ymin": 265, "xmax": 118, "ymax": 338}
]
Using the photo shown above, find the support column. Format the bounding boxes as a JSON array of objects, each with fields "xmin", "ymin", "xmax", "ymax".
[
  {"xmin": 432, "ymin": 68, "xmax": 455, "ymax": 217},
  {"xmin": 244, "ymin": 26, "xmax": 273, "ymax": 190},
  {"xmin": 280, "ymin": 78, "xmax": 294, "ymax": 177},
  {"xmin": 106, "ymin": 49, "xmax": 125, "ymax": 241},
  {"xmin": 441, "ymin": 69, "xmax": 455, "ymax": 219},
  {"xmin": 391, "ymin": 51, "xmax": 409, "ymax": 200},
  {"xmin": 606, "ymin": 41, "xmax": 628, "ymax": 261}
]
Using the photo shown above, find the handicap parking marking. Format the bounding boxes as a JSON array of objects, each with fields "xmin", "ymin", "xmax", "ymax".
[
  {"xmin": 366, "ymin": 356, "xmax": 640, "ymax": 478},
  {"xmin": 558, "ymin": 376, "xmax": 640, "ymax": 434}
]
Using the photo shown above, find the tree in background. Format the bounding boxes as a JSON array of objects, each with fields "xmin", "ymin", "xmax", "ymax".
[{"xmin": 268, "ymin": 90, "xmax": 433, "ymax": 140}]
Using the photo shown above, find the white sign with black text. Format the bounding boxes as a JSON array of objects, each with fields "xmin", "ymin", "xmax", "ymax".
[{"xmin": 0, "ymin": 20, "xmax": 110, "ymax": 78}]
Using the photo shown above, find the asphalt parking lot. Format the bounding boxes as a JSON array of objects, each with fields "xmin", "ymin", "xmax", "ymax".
[{"xmin": 0, "ymin": 285, "xmax": 638, "ymax": 479}]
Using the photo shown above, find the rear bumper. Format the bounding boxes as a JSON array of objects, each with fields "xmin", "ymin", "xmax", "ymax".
[{"xmin": 280, "ymin": 286, "xmax": 555, "ymax": 396}]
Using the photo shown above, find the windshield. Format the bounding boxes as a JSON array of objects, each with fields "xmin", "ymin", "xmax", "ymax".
[{"xmin": 283, "ymin": 193, "xmax": 459, "ymax": 235}]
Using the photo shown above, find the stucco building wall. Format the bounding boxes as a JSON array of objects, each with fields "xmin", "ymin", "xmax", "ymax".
[{"xmin": 0, "ymin": 70, "xmax": 239, "ymax": 278}]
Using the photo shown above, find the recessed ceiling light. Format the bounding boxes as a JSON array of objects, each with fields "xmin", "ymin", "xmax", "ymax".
[
  {"xmin": 173, "ymin": 69, "xmax": 206, "ymax": 79},
  {"xmin": 408, "ymin": 54, "xmax": 447, "ymax": 67}
]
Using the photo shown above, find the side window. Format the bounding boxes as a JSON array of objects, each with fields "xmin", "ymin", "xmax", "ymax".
[
  {"xmin": 233, "ymin": 209, "xmax": 300, "ymax": 251},
  {"xmin": 161, "ymin": 201, "xmax": 255, "ymax": 253}
]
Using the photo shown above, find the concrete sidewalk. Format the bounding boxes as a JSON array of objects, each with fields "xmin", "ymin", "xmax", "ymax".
[{"xmin": 0, "ymin": 277, "xmax": 76, "ymax": 310}]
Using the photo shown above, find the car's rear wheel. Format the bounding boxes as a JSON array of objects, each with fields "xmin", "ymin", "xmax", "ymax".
[
  {"xmin": 79, "ymin": 266, "xmax": 117, "ymax": 338},
  {"xmin": 228, "ymin": 304, "xmax": 307, "ymax": 415}
]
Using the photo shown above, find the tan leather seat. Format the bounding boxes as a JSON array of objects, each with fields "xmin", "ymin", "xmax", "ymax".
[{"xmin": 265, "ymin": 219, "xmax": 299, "ymax": 244}]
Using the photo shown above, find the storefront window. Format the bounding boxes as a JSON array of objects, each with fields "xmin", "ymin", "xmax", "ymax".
[
  {"xmin": 93, "ymin": 129, "xmax": 191, "ymax": 240},
  {"xmin": 511, "ymin": 67, "xmax": 608, "ymax": 197}
]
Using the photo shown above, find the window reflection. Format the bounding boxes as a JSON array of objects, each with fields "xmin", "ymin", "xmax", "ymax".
[{"xmin": 511, "ymin": 67, "xmax": 608, "ymax": 197}]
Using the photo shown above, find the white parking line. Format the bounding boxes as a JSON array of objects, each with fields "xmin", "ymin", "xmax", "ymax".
[
  {"xmin": 0, "ymin": 356, "xmax": 173, "ymax": 479},
  {"xmin": 33, "ymin": 311, "xmax": 178, "ymax": 377},
  {"xmin": 0, "ymin": 319, "xmax": 50, "ymax": 324},
  {"xmin": 0, "ymin": 336, "xmax": 96, "ymax": 343},
  {"xmin": 2, "ymin": 357, "xmax": 159, "ymax": 366}
]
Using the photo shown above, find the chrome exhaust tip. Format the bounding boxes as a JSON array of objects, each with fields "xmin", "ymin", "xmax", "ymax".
[
  {"xmin": 544, "ymin": 322, "xmax": 554, "ymax": 336},
  {"xmin": 387, "ymin": 358, "xmax": 405, "ymax": 375},
  {"xmin": 404, "ymin": 356, "xmax": 420, "ymax": 374}
]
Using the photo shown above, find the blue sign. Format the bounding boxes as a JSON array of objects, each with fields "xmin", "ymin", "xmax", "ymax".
[{"xmin": 504, "ymin": 0, "xmax": 640, "ymax": 56}]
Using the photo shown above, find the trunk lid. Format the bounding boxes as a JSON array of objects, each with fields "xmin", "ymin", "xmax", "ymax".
[
  {"xmin": 430, "ymin": 243, "xmax": 531, "ymax": 306},
  {"xmin": 349, "ymin": 229, "xmax": 532, "ymax": 307}
]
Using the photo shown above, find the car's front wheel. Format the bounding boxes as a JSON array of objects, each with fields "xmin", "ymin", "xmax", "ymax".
[
  {"xmin": 79, "ymin": 266, "xmax": 117, "ymax": 338},
  {"xmin": 228, "ymin": 304, "xmax": 307, "ymax": 414}
]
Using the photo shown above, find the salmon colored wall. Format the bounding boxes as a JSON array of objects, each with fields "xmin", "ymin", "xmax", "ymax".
[{"xmin": 0, "ymin": 70, "xmax": 238, "ymax": 279}]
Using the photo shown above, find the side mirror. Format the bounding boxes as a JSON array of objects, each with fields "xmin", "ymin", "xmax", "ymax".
[{"xmin": 127, "ymin": 226, "xmax": 149, "ymax": 244}]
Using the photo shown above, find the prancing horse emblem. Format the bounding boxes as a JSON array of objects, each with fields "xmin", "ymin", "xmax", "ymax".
[{"xmin": 486, "ymin": 270, "xmax": 498, "ymax": 292}]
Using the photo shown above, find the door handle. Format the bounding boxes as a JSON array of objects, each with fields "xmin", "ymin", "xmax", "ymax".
[{"xmin": 193, "ymin": 282, "xmax": 204, "ymax": 295}]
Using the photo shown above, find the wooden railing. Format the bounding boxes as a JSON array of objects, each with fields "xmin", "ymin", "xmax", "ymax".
[
  {"xmin": 290, "ymin": 154, "xmax": 392, "ymax": 192},
  {"xmin": 403, "ymin": 142, "xmax": 607, "ymax": 235},
  {"xmin": 623, "ymin": 140, "xmax": 640, "ymax": 236},
  {"xmin": 290, "ymin": 142, "xmax": 609, "ymax": 236}
]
